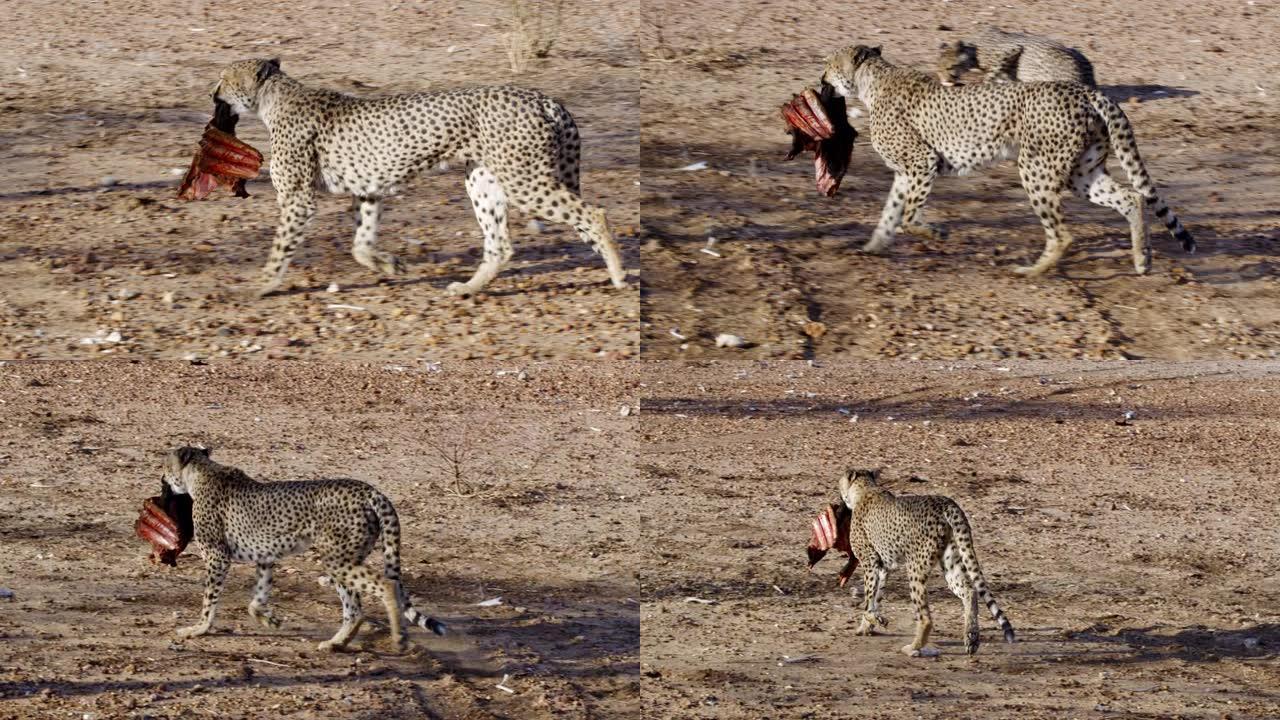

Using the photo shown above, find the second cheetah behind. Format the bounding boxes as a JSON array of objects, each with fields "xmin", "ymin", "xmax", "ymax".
[
  {"xmin": 822, "ymin": 45, "xmax": 1194, "ymax": 276},
  {"xmin": 211, "ymin": 58, "xmax": 627, "ymax": 298},
  {"xmin": 938, "ymin": 27, "xmax": 1097, "ymax": 86},
  {"xmin": 838, "ymin": 469, "xmax": 1015, "ymax": 657}
]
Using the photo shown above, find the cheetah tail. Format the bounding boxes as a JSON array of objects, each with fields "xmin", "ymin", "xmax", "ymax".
[
  {"xmin": 1086, "ymin": 90, "xmax": 1195, "ymax": 252},
  {"xmin": 945, "ymin": 505, "xmax": 1016, "ymax": 644},
  {"xmin": 371, "ymin": 493, "xmax": 448, "ymax": 637}
]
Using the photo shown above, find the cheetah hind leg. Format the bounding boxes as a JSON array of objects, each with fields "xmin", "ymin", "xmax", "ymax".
[
  {"xmin": 902, "ymin": 560, "xmax": 940, "ymax": 657},
  {"xmin": 247, "ymin": 563, "xmax": 282, "ymax": 629},
  {"xmin": 319, "ymin": 565, "xmax": 404, "ymax": 652},
  {"xmin": 510, "ymin": 183, "xmax": 627, "ymax": 290},
  {"xmin": 317, "ymin": 582, "xmax": 365, "ymax": 652},
  {"xmin": 350, "ymin": 196, "xmax": 407, "ymax": 278},
  {"xmin": 448, "ymin": 164, "xmax": 511, "ymax": 297},
  {"xmin": 1013, "ymin": 157, "xmax": 1074, "ymax": 276},
  {"xmin": 943, "ymin": 544, "xmax": 980, "ymax": 655},
  {"xmin": 1070, "ymin": 162, "xmax": 1151, "ymax": 274}
]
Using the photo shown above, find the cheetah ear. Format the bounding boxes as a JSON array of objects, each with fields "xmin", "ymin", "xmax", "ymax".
[
  {"xmin": 838, "ymin": 468, "xmax": 853, "ymax": 498},
  {"xmin": 257, "ymin": 58, "xmax": 281, "ymax": 83},
  {"xmin": 174, "ymin": 446, "xmax": 209, "ymax": 468},
  {"xmin": 868, "ymin": 468, "xmax": 881, "ymax": 484},
  {"xmin": 871, "ymin": 46, "xmax": 882, "ymax": 57}
]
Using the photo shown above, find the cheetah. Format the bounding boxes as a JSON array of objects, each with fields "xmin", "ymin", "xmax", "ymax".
[
  {"xmin": 822, "ymin": 45, "xmax": 1194, "ymax": 276},
  {"xmin": 838, "ymin": 469, "xmax": 1015, "ymax": 657},
  {"xmin": 211, "ymin": 58, "xmax": 628, "ymax": 298},
  {"xmin": 938, "ymin": 27, "xmax": 1097, "ymax": 87},
  {"xmin": 161, "ymin": 447, "xmax": 446, "ymax": 652}
]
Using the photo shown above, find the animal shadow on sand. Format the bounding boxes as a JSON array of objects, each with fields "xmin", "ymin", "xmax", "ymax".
[{"xmin": 1100, "ymin": 85, "xmax": 1199, "ymax": 103}]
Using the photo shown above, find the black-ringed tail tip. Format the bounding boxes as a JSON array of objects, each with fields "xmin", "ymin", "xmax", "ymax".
[
  {"xmin": 1004, "ymin": 627, "xmax": 1016, "ymax": 644},
  {"xmin": 428, "ymin": 618, "xmax": 448, "ymax": 636}
]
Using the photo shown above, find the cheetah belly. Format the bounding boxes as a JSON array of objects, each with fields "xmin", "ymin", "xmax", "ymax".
[
  {"xmin": 226, "ymin": 533, "xmax": 312, "ymax": 563},
  {"xmin": 937, "ymin": 139, "xmax": 1020, "ymax": 177}
]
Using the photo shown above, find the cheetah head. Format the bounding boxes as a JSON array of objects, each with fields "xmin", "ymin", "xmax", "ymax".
[
  {"xmin": 821, "ymin": 45, "xmax": 881, "ymax": 98},
  {"xmin": 162, "ymin": 446, "xmax": 211, "ymax": 495},
  {"xmin": 838, "ymin": 467, "xmax": 880, "ymax": 508},
  {"xmin": 212, "ymin": 58, "xmax": 281, "ymax": 116},
  {"xmin": 936, "ymin": 41, "xmax": 978, "ymax": 87}
]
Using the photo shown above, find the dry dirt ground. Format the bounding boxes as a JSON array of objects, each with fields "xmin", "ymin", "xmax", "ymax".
[
  {"xmin": 639, "ymin": 360, "xmax": 1280, "ymax": 719},
  {"xmin": 640, "ymin": 0, "xmax": 1280, "ymax": 361},
  {"xmin": 0, "ymin": 0, "xmax": 639, "ymax": 362},
  {"xmin": 0, "ymin": 361, "xmax": 639, "ymax": 719}
]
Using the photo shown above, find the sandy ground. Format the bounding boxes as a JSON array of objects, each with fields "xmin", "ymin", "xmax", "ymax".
[
  {"xmin": 0, "ymin": 361, "xmax": 638, "ymax": 719},
  {"xmin": 640, "ymin": 0, "xmax": 1280, "ymax": 361},
  {"xmin": 639, "ymin": 360, "xmax": 1280, "ymax": 719},
  {"xmin": 0, "ymin": 0, "xmax": 639, "ymax": 362}
]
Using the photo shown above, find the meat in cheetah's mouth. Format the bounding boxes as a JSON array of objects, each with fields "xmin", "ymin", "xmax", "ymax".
[
  {"xmin": 176, "ymin": 99, "xmax": 263, "ymax": 201},
  {"xmin": 780, "ymin": 81, "xmax": 857, "ymax": 197}
]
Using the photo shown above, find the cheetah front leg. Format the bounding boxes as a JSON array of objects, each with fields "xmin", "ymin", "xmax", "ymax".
[
  {"xmin": 854, "ymin": 559, "xmax": 890, "ymax": 635},
  {"xmin": 247, "ymin": 562, "xmax": 282, "ymax": 629},
  {"xmin": 176, "ymin": 548, "xmax": 230, "ymax": 639},
  {"xmin": 350, "ymin": 196, "xmax": 407, "ymax": 278},
  {"xmin": 447, "ymin": 164, "xmax": 512, "ymax": 297},
  {"xmin": 252, "ymin": 152, "xmax": 317, "ymax": 295},
  {"xmin": 865, "ymin": 163, "xmax": 938, "ymax": 253}
]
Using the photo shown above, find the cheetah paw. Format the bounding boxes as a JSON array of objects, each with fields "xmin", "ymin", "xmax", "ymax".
[
  {"xmin": 1012, "ymin": 263, "xmax": 1048, "ymax": 277},
  {"xmin": 250, "ymin": 609, "xmax": 282, "ymax": 629},
  {"xmin": 864, "ymin": 611, "xmax": 890, "ymax": 628},
  {"xmin": 445, "ymin": 281, "xmax": 481, "ymax": 297},
  {"xmin": 903, "ymin": 645, "xmax": 941, "ymax": 658},
  {"xmin": 860, "ymin": 238, "xmax": 891, "ymax": 254},
  {"xmin": 175, "ymin": 624, "xmax": 209, "ymax": 639},
  {"xmin": 374, "ymin": 254, "xmax": 406, "ymax": 277}
]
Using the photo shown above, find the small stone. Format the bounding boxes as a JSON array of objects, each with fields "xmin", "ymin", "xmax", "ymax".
[
  {"xmin": 619, "ymin": 405, "xmax": 632, "ymax": 417},
  {"xmin": 117, "ymin": 288, "xmax": 140, "ymax": 300},
  {"xmin": 715, "ymin": 333, "xmax": 746, "ymax": 348},
  {"xmin": 100, "ymin": 176, "xmax": 119, "ymax": 187},
  {"xmin": 327, "ymin": 282, "xmax": 340, "ymax": 293}
]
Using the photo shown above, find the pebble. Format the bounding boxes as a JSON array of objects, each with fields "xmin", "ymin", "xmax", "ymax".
[
  {"xmin": 715, "ymin": 333, "xmax": 746, "ymax": 348},
  {"xmin": 100, "ymin": 176, "xmax": 119, "ymax": 187}
]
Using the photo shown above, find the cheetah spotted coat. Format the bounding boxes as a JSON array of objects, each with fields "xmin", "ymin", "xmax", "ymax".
[
  {"xmin": 938, "ymin": 27, "xmax": 1098, "ymax": 87},
  {"xmin": 822, "ymin": 46, "xmax": 1194, "ymax": 276},
  {"xmin": 212, "ymin": 58, "xmax": 627, "ymax": 297},
  {"xmin": 162, "ymin": 447, "xmax": 444, "ymax": 652},
  {"xmin": 838, "ymin": 469, "xmax": 1015, "ymax": 657}
]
